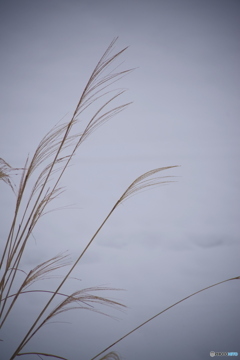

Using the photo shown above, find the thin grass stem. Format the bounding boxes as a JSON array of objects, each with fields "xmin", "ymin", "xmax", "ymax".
[{"xmin": 90, "ymin": 276, "xmax": 240, "ymax": 360}]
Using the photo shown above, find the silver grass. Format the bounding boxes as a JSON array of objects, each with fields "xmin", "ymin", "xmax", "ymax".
[
  {"xmin": 0, "ymin": 38, "xmax": 139, "ymax": 360},
  {"xmin": 1, "ymin": 38, "xmax": 234, "ymax": 360},
  {"xmin": 0, "ymin": 158, "xmax": 24, "ymax": 193}
]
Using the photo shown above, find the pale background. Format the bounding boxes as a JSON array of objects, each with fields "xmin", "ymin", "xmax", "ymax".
[{"xmin": 0, "ymin": 0, "xmax": 240, "ymax": 359}]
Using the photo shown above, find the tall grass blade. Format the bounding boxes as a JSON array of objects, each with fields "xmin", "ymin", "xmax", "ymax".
[{"xmin": 90, "ymin": 276, "xmax": 240, "ymax": 360}]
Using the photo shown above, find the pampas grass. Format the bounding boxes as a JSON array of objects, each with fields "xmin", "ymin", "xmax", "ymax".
[{"xmin": 0, "ymin": 38, "xmax": 239, "ymax": 360}]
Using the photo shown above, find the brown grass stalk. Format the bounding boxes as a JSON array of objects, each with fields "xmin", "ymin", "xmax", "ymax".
[
  {"xmin": 1, "ymin": 38, "xmax": 233, "ymax": 360},
  {"xmin": 90, "ymin": 276, "xmax": 240, "ymax": 360},
  {"xmin": 1, "ymin": 38, "xmax": 141, "ymax": 360}
]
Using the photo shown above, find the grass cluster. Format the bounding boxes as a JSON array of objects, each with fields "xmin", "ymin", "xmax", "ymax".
[{"xmin": 0, "ymin": 38, "xmax": 239, "ymax": 360}]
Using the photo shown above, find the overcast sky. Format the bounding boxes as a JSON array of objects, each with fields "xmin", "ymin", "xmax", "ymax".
[{"xmin": 0, "ymin": 1, "xmax": 240, "ymax": 359}]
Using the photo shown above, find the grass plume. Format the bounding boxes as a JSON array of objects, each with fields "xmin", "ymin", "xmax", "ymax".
[
  {"xmin": 1, "ymin": 38, "xmax": 237, "ymax": 360},
  {"xmin": 1, "ymin": 37, "xmax": 157, "ymax": 360}
]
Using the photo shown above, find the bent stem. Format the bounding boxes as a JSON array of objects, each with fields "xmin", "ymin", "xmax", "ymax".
[
  {"xmin": 9, "ymin": 166, "xmax": 177, "ymax": 358},
  {"xmin": 16, "ymin": 353, "xmax": 68, "ymax": 360},
  {"xmin": 91, "ymin": 276, "xmax": 240, "ymax": 360}
]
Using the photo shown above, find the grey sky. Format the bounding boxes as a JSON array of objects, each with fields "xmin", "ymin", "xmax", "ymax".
[{"xmin": 0, "ymin": 0, "xmax": 240, "ymax": 359}]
